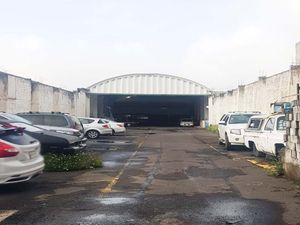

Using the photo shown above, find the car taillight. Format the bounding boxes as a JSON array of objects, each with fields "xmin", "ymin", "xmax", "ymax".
[
  {"xmin": 0, "ymin": 141, "xmax": 19, "ymax": 158},
  {"xmin": 102, "ymin": 124, "xmax": 109, "ymax": 128},
  {"xmin": 117, "ymin": 124, "xmax": 124, "ymax": 127}
]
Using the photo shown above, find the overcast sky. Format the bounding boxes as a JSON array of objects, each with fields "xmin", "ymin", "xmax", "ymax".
[{"xmin": 0, "ymin": 0, "xmax": 299, "ymax": 91}]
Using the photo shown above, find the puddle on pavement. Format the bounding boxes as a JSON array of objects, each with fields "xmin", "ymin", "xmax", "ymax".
[
  {"xmin": 96, "ymin": 140, "xmax": 132, "ymax": 145},
  {"xmin": 95, "ymin": 197, "xmax": 136, "ymax": 205}
]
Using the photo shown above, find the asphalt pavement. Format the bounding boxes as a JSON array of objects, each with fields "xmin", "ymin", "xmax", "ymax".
[{"xmin": 0, "ymin": 128, "xmax": 300, "ymax": 225}]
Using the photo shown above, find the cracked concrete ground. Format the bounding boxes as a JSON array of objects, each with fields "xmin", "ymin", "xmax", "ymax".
[{"xmin": 0, "ymin": 128, "xmax": 299, "ymax": 225}]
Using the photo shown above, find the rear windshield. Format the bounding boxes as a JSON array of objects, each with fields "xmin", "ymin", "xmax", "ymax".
[
  {"xmin": 70, "ymin": 116, "xmax": 83, "ymax": 131},
  {"xmin": 0, "ymin": 131, "xmax": 37, "ymax": 145},
  {"xmin": 1, "ymin": 114, "xmax": 32, "ymax": 124},
  {"xmin": 229, "ymin": 114, "xmax": 254, "ymax": 124},
  {"xmin": 248, "ymin": 118, "xmax": 263, "ymax": 129},
  {"xmin": 277, "ymin": 116, "xmax": 287, "ymax": 130}
]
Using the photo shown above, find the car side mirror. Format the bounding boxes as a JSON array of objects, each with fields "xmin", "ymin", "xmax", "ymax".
[{"xmin": 219, "ymin": 121, "xmax": 226, "ymax": 126}]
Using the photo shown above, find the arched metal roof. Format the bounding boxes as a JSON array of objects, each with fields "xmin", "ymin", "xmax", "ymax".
[{"xmin": 88, "ymin": 73, "xmax": 211, "ymax": 95}]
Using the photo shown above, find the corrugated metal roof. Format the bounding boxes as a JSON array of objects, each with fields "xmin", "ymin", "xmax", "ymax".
[{"xmin": 88, "ymin": 73, "xmax": 211, "ymax": 95}]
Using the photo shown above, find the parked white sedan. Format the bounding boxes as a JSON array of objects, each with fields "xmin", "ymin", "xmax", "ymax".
[
  {"xmin": 102, "ymin": 119, "xmax": 126, "ymax": 134},
  {"xmin": 78, "ymin": 117, "xmax": 113, "ymax": 139},
  {"xmin": 0, "ymin": 122, "xmax": 44, "ymax": 184}
]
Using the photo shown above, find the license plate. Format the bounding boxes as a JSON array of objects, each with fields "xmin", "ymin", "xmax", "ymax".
[{"xmin": 28, "ymin": 151, "xmax": 37, "ymax": 159}]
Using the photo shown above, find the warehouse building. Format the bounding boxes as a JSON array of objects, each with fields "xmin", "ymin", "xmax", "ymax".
[{"xmin": 88, "ymin": 74, "xmax": 211, "ymax": 126}]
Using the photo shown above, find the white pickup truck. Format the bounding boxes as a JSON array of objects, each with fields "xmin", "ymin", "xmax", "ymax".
[{"xmin": 244, "ymin": 114, "xmax": 286, "ymax": 157}]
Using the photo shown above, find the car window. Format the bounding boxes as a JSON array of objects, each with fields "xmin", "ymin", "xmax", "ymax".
[
  {"xmin": 20, "ymin": 115, "xmax": 45, "ymax": 125},
  {"xmin": 229, "ymin": 114, "xmax": 253, "ymax": 124},
  {"xmin": 223, "ymin": 115, "xmax": 229, "ymax": 124},
  {"xmin": 277, "ymin": 116, "xmax": 287, "ymax": 130},
  {"xmin": 220, "ymin": 114, "xmax": 226, "ymax": 121},
  {"xmin": 79, "ymin": 118, "xmax": 94, "ymax": 124},
  {"xmin": 98, "ymin": 119, "xmax": 104, "ymax": 124},
  {"xmin": 44, "ymin": 115, "xmax": 69, "ymax": 127},
  {"xmin": 264, "ymin": 118, "xmax": 275, "ymax": 131},
  {"xmin": 248, "ymin": 118, "xmax": 262, "ymax": 129}
]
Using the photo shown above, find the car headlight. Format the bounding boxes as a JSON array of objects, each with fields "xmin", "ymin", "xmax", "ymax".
[{"xmin": 230, "ymin": 129, "xmax": 241, "ymax": 135}]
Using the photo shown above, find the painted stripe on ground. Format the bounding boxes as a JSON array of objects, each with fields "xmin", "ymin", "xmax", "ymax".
[
  {"xmin": 247, "ymin": 159, "xmax": 276, "ymax": 171},
  {"xmin": 0, "ymin": 210, "xmax": 18, "ymax": 223},
  {"xmin": 100, "ymin": 133, "xmax": 149, "ymax": 194}
]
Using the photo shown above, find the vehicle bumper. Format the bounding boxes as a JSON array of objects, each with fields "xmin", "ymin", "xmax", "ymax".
[
  {"xmin": 66, "ymin": 138, "xmax": 87, "ymax": 151},
  {"xmin": 228, "ymin": 134, "xmax": 245, "ymax": 146},
  {"xmin": 113, "ymin": 127, "xmax": 126, "ymax": 133},
  {"xmin": 101, "ymin": 129, "xmax": 113, "ymax": 135},
  {"xmin": 0, "ymin": 157, "xmax": 44, "ymax": 184}
]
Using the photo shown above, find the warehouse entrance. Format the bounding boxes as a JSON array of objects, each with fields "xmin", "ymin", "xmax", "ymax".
[{"xmin": 90, "ymin": 94, "xmax": 208, "ymax": 126}]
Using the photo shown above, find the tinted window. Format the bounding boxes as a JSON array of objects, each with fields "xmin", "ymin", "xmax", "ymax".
[
  {"xmin": 44, "ymin": 115, "xmax": 69, "ymax": 127},
  {"xmin": 277, "ymin": 116, "xmax": 287, "ymax": 130},
  {"xmin": 229, "ymin": 114, "xmax": 253, "ymax": 124},
  {"xmin": 264, "ymin": 118, "xmax": 275, "ymax": 131},
  {"xmin": 98, "ymin": 119, "xmax": 104, "ymax": 124},
  {"xmin": 248, "ymin": 119, "xmax": 262, "ymax": 129},
  {"xmin": 79, "ymin": 118, "xmax": 94, "ymax": 124},
  {"xmin": 20, "ymin": 115, "xmax": 45, "ymax": 125},
  {"xmin": 0, "ymin": 132, "xmax": 38, "ymax": 145}
]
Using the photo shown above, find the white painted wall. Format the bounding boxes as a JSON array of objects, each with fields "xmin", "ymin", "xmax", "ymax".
[
  {"xmin": 208, "ymin": 68, "xmax": 300, "ymax": 124},
  {"xmin": 0, "ymin": 72, "xmax": 90, "ymax": 116}
]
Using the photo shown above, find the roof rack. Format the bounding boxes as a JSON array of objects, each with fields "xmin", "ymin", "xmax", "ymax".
[{"xmin": 228, "ymin": 111, "xmax": 261, "ymax": 114}]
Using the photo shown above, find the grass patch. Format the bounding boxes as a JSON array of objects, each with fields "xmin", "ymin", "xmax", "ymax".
[
  {"xmin": 266, "ymin": 152, "xmax": 284, "ymax": 177},
  {"xmin": 207, "ymin": 124, "xmax": 218, "ymax": 133},
  {"xmin": 44, "ymin": 152, "xmax": 102, "ymax": 172}
]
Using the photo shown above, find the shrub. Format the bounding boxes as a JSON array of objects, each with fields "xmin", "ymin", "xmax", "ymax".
[
  {"xmin": 207, "ymin": 125, "xmax": 218, "ymax": 133},
  {"xmin": 44, "ymin": 152, "xmax": 102, "ymax": 172}
]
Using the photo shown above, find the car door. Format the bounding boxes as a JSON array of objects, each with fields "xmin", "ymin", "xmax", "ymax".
[
  {"xmin": 260, "ymin": 118, "xmax": 275, "ymax": 153},
  {"xmin": 218, "ymin": 114, "xmax": 229, "ymax": 141}
]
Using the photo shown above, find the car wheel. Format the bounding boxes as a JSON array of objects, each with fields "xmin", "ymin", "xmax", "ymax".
[
  {"xmin": 225, "ymin": 133, "xmax": 232, "ymax": 150},
  {"xmin": 252, "ymin": 143, "xmax": 265, "ymax": 157},
  {"xmin": 86, "ymin": 130, "xmax": 100, "ymax": 139}
]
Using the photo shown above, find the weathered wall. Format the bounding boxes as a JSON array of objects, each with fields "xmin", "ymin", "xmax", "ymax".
[
  {"xmin": 208, "ymin": 68, "xmax": 300, "ymax": 124},
  {"xmin": 284, "ymin": 100, "xmax": 300, "ymax": 181},
  {"xmin": 0, "ymin": 72, "xmax": 90, "ymax": 116}
]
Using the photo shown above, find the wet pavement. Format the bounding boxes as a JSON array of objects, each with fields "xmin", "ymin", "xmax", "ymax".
[{"xmin": 0, "ymin": 128, "xmax": 300, "ymax": 225}]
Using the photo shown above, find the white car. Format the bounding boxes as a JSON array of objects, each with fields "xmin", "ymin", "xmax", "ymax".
[
  {"xmin": 244, "ymin": 114, "xmax": 286, "ymax": 157},
  {"xmin": 101, "ymin": 119, "xmax": 126, "ymax": 134},
  {"xmin": 0, "ymin": 122, "xmax": 44, "ymax": 184},
  {"xmin": 218, "ymin": 111, "xmax": 261, "ymax": 150},
  {"xmin": 78, "ymin": 117, "xmax": 113, "ymax": 139},
  {"xmin": 179, "ymin": 118, "xmax": 194, "ymax": 127}
]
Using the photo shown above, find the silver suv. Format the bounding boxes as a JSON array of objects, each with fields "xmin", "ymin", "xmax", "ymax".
[{"xmin": 17, "ymin": 112, "xmax": 84, "ymax": 137}]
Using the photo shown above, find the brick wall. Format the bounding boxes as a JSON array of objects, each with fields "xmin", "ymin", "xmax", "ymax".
[{"xmin": 285, "ymin": 100, "xmax": 300, "ymax": 180}]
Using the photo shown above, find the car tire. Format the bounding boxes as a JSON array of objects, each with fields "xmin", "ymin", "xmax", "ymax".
[
  {"xmin": 252, "ymin": 143, "xmax": 265, "ymax": 157},
  {"xmin": 86, "ymin": 130, "xmax": 100, "ymax": 139},
  {"xmin": 225, "ymin": 133, "xmax": 232, "ymax": 150}
]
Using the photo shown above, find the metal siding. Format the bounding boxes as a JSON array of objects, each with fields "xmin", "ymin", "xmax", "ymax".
[{"xmin": 89, "ymin": 74, "xmax": 210, "ymax": 95}]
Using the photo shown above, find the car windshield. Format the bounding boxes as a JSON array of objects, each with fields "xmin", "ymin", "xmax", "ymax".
[
  {"xmin": 229, "ymin": 114, "xmax": 254, "ymax": 124},
  {"xmin": 2, "ymin": 114, "xmax": 33, "ymax": 124}
]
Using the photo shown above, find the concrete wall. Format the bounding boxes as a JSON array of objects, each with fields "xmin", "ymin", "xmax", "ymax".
[
  {"xmin": 208, "ymin": 68, "xmax": 300, "ymax": 124},
  {"xmin": 0, "ymin": 72, "xmax": 90, "ymax": 116}
]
